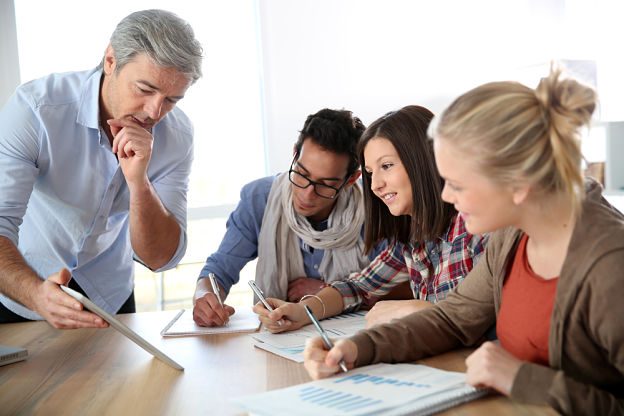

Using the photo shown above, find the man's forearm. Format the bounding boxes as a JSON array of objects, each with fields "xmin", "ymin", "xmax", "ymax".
[
  {"xmin": 0, "ymin": 236, "xmax": 43, "ymax": 310},
  {"xmin": 128, "ymin": 181, "xmax": 181, "ymax": 270}
]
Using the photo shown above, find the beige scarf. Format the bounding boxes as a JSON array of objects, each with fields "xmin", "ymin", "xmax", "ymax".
[{"xmin": 255, "ymin": 173, "xmax": 369, "ymax": 299}]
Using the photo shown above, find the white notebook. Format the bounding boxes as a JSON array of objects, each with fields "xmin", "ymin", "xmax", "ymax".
[
  {"xmin": 161, "ymin": 306, "xmax": 261, "ymax": 336},
  {"xmin": 251, "ymin": 311, "xmax": 367, "ymax": 362},
  {"xmin": 231, "ymin": 363, "xmax": 488, "ymax": 416}
]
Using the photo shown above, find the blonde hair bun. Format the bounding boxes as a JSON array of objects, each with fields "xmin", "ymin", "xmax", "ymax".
[{"xmin": 435, "ymin": 63, "xmax": 597, "ymax": 216}]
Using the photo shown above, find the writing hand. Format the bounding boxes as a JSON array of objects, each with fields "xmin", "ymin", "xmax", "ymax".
[
  {"xmin": 303, "ymin": 337, "xmax": 358, "ymax": 380},
  {"xmin": 193, "ymin": 279, "xmax": 234, "ymax": 326}
]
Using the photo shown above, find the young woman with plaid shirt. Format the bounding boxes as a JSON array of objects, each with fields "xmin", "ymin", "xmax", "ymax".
[{"xmin": 254, "ymin": 105, "xmax": 487, "ymax": 332}]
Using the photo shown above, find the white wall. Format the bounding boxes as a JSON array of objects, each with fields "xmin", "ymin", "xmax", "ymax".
[
  {"xmin": 257, "ymin": 0, "xmax": 624, "ymax": 174},
  {"xmin": 12, "ymin": 0, "xmax": 265, "ymax": 209},
  {"xmin": 0, "ymin": 0, "xmax": 20, "ymax": 109},
  {"xmin": 4, "ymin": 0, "xmax": 624, "ymax": 180}
]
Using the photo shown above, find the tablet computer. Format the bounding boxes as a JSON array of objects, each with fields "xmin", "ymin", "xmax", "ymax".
[{"xmin": 60, "ymin": 285, "xmax": 183, "ymax": 371}]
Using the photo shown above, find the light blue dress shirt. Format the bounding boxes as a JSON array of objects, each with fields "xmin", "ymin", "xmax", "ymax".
[
  {"xmin": 199, "ymin": 176, "xmax": 383, "ymax": 294},
  {"xmin": 0, "ymin": 68, "xmax": 193, "ymax": 319}
]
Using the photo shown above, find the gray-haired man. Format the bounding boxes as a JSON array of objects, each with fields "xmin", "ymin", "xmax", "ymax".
[{"xmin": 0, "ymin": 9, "xmax": 202, "ymax": 328}]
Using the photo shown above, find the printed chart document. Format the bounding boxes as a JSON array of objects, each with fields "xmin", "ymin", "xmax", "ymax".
[
  {"xmin": 251, "ymin": 312, "xmax": 366, "ymax": 362},
  {"xmin": 231, "ymin": 363, "xmax": 487, "ymax": 416},
  {"xmin": 161, "ymin": 306, "xmax": 260, "ymax": 336}
]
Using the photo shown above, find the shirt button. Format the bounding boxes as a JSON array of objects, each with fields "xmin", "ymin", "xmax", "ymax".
[{"xmin": 314, "ymin": 264, "xmax": 319, "ymax": 269}]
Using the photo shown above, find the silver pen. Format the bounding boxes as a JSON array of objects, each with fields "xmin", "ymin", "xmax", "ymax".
[
  {"xmin": 248, "ymin": 280, "xmax": 282, "ymax": 326},
  {"xmin": 208, "ymin": 273, "xmax": 224, "ymax": 307},
  {"xmin": 304, "ymin": 305, "xmax": 348, "ymax": 372}
]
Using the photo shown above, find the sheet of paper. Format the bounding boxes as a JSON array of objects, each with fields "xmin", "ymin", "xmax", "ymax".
[
  {"xmin": 231, "ymin": 363, "xmax": 485, "ymax": 416},
  {"xmin": 161, "ymin": 306, "xmax": 260, "ymax": 336},
  {"xmin": 251, "ymin": 311, "xmax": 366, "ymax": 362}
]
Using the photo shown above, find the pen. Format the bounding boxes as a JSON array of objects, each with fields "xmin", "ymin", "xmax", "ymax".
[
  {"xmin": 248, "ymin": 280, "xmax": 282, "ymax": 326},
  {"xmin": 208, "ymin": 273, "xmax": 224, "ymax": 307},
  {"xmin": 303, "ymin": 305, "xmax": 348, "ymax": 373}
]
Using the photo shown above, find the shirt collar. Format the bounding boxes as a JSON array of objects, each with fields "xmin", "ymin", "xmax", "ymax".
[
  {"xmin": 443, "ymin": 213, "xmax": 466, "ymax": 243},
  {"xmin": 76, "ymin": 67, "xmax": 103, "ymax": 131}
]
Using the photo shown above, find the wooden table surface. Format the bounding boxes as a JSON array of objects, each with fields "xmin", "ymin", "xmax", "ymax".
[{"xmin": 0, "ymin": 310, "xmax": 558, "ymax": 415}]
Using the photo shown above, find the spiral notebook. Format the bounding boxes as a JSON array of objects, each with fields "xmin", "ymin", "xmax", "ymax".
[
  {"xmin": 160, "ymin": 306, "xmax": 261, "ymax": 336},
  {"xmin": 231, "ymin": 363, "xmax": 488, "ymax": 416}
]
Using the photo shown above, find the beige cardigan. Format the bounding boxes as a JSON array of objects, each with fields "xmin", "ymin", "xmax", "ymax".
[{"xmin": 351, "ymin": 181, "xmax": 624, "ymax": 415}]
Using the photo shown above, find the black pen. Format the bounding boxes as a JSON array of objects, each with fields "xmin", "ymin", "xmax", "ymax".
[{"xmin": 304, "ymin": 305, "xmax": 348, "ymax": 372}]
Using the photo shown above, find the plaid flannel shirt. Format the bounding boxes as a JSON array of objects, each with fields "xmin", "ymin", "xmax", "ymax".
[{"xmin": 330, "ymin": 213, "xmax": 488, "ymax": 312}]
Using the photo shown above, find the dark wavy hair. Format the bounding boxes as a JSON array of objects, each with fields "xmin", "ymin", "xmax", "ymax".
[
  {"xmin": 294, "ymin": 109, "xmax": 366, "ymax": 177},
  {"xmin": 359, "ymin": 105, "xmax": 456, "ymax": 253}
]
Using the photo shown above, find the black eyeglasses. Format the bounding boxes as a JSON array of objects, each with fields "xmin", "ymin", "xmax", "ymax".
[{"xmin": 288, "ymin": 159, "xmax": 350, "ymax": 200}]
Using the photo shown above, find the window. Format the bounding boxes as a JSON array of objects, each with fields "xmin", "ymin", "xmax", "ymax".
[{"xmin": 14, "ymin": 1, "xmax": 265, "ymax": 310}]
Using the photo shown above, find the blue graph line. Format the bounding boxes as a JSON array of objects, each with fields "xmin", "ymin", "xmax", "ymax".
[
  {"xmin": 341, "ymin": 397, "xmax": 383, "ymax": 412},
  {"xmin": 299, "ymin": 387, "xmax": 383, "ymax": 413},
  {"xmin": 320, "ymin": 392, "xmax": 353, "ymax": 407},
  {"xmin": 328, "ymin": 394, "xmax": 363, "ymax": 409},
  {"xmin": 310, "ymin": 391, "xmax": 342, "ymax": 404},
  {"xmin": 334, "ymin": 373, "xmax": 431, "ymax": 388}
]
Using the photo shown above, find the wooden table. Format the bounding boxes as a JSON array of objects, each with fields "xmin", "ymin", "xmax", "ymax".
[{"xmin": 0, "ymin": 310, "xmax": 558, "ymax": 415}]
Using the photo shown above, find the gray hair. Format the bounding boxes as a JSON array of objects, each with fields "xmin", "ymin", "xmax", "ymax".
[{"xmin": 99, "ymin": 9, "xmax": 203, "ymax": 83}]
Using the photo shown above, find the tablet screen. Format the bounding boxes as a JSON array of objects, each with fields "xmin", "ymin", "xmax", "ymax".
[{"xmin": 60, "ymin": 285, "xmax": 183, "ymax": 371}]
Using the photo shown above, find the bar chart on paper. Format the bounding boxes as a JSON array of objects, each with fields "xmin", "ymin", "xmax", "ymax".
[
  {"xmin": 251, "ymin": 311, "xmax": 367, "ymax": 362},
  {"xmin": 231, "ymin": 363, "xmax": 487, "ymax": 416},
  {"xmin": 296, "ymin": 372, "xmax": 433, "ymax": 413}
]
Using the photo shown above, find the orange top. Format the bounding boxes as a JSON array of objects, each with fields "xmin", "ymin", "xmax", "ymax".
[{"xmin": 496, "ymin": 234, "xmax": 558, "ymax": 366}]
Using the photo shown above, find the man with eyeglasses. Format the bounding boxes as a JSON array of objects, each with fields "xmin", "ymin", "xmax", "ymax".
[{"xmin": 193, "ymin": 109, "xmax": 383, "ymax": 327}]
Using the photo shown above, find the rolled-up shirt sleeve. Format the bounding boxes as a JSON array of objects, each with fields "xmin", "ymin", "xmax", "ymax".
[
  {"xmin": 0, "ymin": 90, "xmax": 41, "ymax": 246},
  {"xmin": 147, "ymin": 145, "xmax": 193, "ymax": 272}
]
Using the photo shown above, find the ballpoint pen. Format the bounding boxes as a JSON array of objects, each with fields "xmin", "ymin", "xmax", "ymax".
[
  {"xmin": 304, "ymin": 305, "xmax": 348, "ymax": 373},
  {"xmin": 208, "ymin": 273, "xmax": 224, "ymax": 307},
  {"xmin": 248, "ymin": 280, "xmax": 283, "ymax": 326}
]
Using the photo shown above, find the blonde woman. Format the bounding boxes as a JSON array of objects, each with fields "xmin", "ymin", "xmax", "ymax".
[{"xmin": 303, "ymin": 68, "xmax": 624, "ymax": 415}]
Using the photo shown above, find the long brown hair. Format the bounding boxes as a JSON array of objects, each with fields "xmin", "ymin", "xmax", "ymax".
[{"xmin": 359, "ymin": 105, "xmax": 456, "ymax": 253}]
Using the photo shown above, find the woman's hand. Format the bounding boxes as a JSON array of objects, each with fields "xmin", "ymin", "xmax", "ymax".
[
  {"xmin": 303, "ymin": 337, "xmax": 358, "ymax": 380},
  {"xmin": 465, "ymin": 341, "xmax": 523, "ymax": 395},
  {"xmin": 253, "ymin": 298, "xmax": 311, "ymax": 333}
]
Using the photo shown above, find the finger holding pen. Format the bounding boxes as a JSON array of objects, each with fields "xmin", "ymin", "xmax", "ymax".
[
  {"xmin": 303, "ymin": 337, "xmax": 358, "ymax": 380},
  {"xmin": 248, "ymin": 280, "xmax": 290, "ymax": 329},
  {"xmin": 209, "ymin": 273, "xmax": 232, "ymax": 325},
  {"xmin": 192, "ymin": 276, "xmax": 234, "ymax": 327},
  {"xmin": 194, "ymin": 293, "xmax": 234, "ymax": 326},
  {"xmin": 304, "ymin": 305, "xmax": 349, "ymax": 373},
  {"xmin": 253, "ymin": 298, "xmax": 290, "ymax": 332}
]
